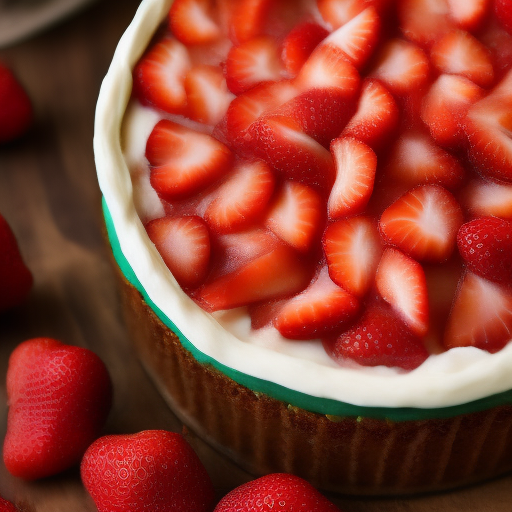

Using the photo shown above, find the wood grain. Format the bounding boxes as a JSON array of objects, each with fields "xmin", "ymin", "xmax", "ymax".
[{"xmin": 0, "ymin": 1, "xmax": 511, "ymax": 510}]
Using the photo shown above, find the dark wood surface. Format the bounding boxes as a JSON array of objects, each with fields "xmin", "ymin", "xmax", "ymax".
[{"xmin": 0, "ymin": 1, "xmax": 511, "ymax": 510}]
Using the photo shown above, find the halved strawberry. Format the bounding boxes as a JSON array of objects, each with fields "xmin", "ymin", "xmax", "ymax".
[
  {"xmin": 444, "ymin": 271, "xmax": 512, "ymax": 352},
  {"xmin": 479, "ymin": 17, "xmax": 512, "ymax": 79},
  {"xmin": 383, "ymin": 130, "xmax": 465, "ymax": 189},
  {"xmin": 464, "ymin": 70, "xmax": 512, "ymax": 182},
  {"xmin": 323, "ymin": 216, "xmax": 382, "ymax": 297},
  {"xmin": 169, "ymin": 0, "xmax": 221, "ymax": 45},
  {"xmin": 447, "ymin": 0, "xmax": 490, "ymax": 32},
  {"xmin": 323, "ymin": 303, "xmax": 429, "ymax": 370},
  {"xmin": 146, "ymin": 120, "xmax": 233, "ymax": 200},
  {"xmin": 229, "ymin": 0, "xmax": 272, "ymax": 44},
  {"xmin": 145, "ymin": 215, "xmax": 211, "ymax": 289},
  {"xmin": 420, "ymin": 74, "xmax": 484, "ymax": 148},
  {"xmin": 249, "ymin": 115, "xmax": 335, "ymax": 190},
  {"xmin": 328, "ymin": 137, "xmax": 377, "ymax": 219},
  {"xmin": 379, "ymin": 184, "xmax": 464, "ymax": 262},
  {"xmin": 317, "ymin": 0, "xmax": 390, "ymax": 29},
  {"xmin": 265, "ymin": 180, "xmax": 324, "ymax": 252},
  {"xmin": 275, "ymin": 266, "xmax": 360, "ymax": 339},
  {"xmin": 375, "ymin": 248, "xmax": 429, "ymax": 336},
  {"xmin": 322, "ymin": 6, "xmax": 381, "ymax": 69},
  {"xmin": 225, "ymin": 36, "xmax": 284, "ymax": 95},
  {"xmin": 494, "ymin": 0, "xmax": 512, "ymax": 35},
  {"xmin": 461, "ymin": 178, "xmax": 512, "ymax": 219},
  {"xmin": 204, "ymin": 160, "xmax": 275, "ymax": 233},
  {"xmin": 370, "ymin": 38, "xmax": 430, "ymax": 97},
  {"xmin": 133, "ymin": 36, "xmax": 191, "ymax": 114},
  {"xmin": 281, "ymin": 22, "xmax": 329, "ymax": 76},
  {"xmin": 340, "ymin": 78, "xmax": 399, "ymax": 152},
  {"xmin": 430, "ymin": 30, "xmax": 494, "ymax": 88},
  {"xmin": 457, "ymin": 216, "xmax": 512, "ymax": 285},
  {"xmin": 185, "ymin": 65, "xmax": 234, "ymax": 125}
]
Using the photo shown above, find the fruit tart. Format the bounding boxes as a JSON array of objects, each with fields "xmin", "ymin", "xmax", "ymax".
[{"xmin": 95, "ymin": 0, "xmax": 512, "ymax": 495}]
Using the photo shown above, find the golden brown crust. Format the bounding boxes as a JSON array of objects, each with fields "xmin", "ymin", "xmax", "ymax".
[{"xmin": 116, "ymin": 269, "xmax": 512, "ymax": 495}]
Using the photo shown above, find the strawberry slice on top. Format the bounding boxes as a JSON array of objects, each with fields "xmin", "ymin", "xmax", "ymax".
[
  {"xmin": 448, "ymin": 0, "xmax": 490, "ymax": 32},
  {"xmin": 228, "ymin": 0, "xmax": 273, "ymax": 44},
  {"xmin": 169, "ymin": 0, "xmax": 221, "ymax": 46},
  {"xmin": 146, "ymin": 119, "xmax": 233, "ymax": 201},
  {"xmin": 461, "ymin": 179, "xmax": 512, "ymax": 219}
]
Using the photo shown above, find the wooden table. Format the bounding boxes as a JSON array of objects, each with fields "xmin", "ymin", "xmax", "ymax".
[{"xmin": 0, "ymin": 1, "xmax": 511, "ymax": 510}]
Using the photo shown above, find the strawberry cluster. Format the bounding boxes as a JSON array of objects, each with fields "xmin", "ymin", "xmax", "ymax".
[{"xmin": 132, "ymin": 0, "xmax": 512, "ymax": 371}]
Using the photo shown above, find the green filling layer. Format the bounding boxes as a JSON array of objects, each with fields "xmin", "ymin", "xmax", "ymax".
[{"xmin": 103, "ymin": 198, "xmax": 512, "ymax": 421}]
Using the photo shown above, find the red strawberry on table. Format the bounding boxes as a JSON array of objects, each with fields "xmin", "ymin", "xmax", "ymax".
[
  {"xmin": 0, "ymin": 213, "xmax": 33, "ymax": 312},
  {"xmin": 81, "ymin": 430, "xmax": 215, "ymax": 512},
  {"xmin": 3, "ymin": 338, "xmax": 112, "ymax": 480},
  {"xmin": 0, "ymin": 63, "xmax": 32, "ymax": 144},
  {"xmin": 213, "ymin": 473, "xmax": 340, "ymax": 512}
]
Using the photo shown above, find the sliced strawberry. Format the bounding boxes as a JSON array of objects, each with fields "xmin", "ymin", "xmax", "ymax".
[
  {"xmin": 370, "ymin": 38, "xmax": 430, "ymax": 97},
  {"xmin": 195, "ymin": 236, "xmax": 311, "ymax": 311},
  {"xmin": 341, "ymin": 78, "xmax": 399, "ymax": 152},
  {"xmin": 461, "ymin": 178, "xmax": 512, "ymax": 219},
  {"xmin": 133, "ymin": 36, "xmax": 191, "ymax": 114},
  {"xmin": 328, "ymin": 137, "xmax": 377, "ymax": 219},
  {"xmin": 375, "ymin": 248, "xmax": 429, "ymax": 336},
  {"xmin": 398, "ymin": 0, "xmax": 454, "ymax": 48},
  {"xmin": 146, "ymin": 120, "xmax": 233, "ymax": 201},
  {"xmin": 323, "ymin": 303, "xmax": 429, "ymax": 370},
  {"xmin": 225, "ymin": 36, "xmax": 284, "ymax": 95},
  {"xmin": 168, "ymin": 0, "xmax": 221, "ymax": 45},
  {"xmin": 430, "ymin": 30, "xmax": 494, "ymax": 88},
  {"xmin": 265, "ymin": 180, "xmax": 324, "ymax": 252},
  {"xmin": 494, "ymin": 0, "xmax": 512, "ymax": 35},
  {"xmin": 281, "ymin": 22, "xmax": 329, "ymax": 76},
  {"xmin": 457, "ymin": 216, "xmax": 512, "ymax": 285},
  {"xmin": 383, "ymin": 130, "xmax": 465, "ymax": 189},
  {"xmin": 379, "ymin": 184, "xmax": 464, "ymax": 262},
  {"xmin": 275, "ymin": 266, "xmax": 360, "ymax": 339},
  {"xmin": 317, "ymin": 0, "xmax": 390, "ymax": 29},
  {"xmin": 479, "ymin": 17, "xmax": 512, "ymax": 79},
  {"xmin": 249, "ymin": 115, "xmax": 335, "ymax": 190},
  {"xmin": 323, "ymin": 216, "xmax": 382, "ymax": 297},
  {"xmin": 322, "ymin": 6, "xmax": 381, "ymax": 69},
  {"xmin": 145, "ymin": 215, "xmax": 211, "ymax": 289},
  {"xmin": 464, "ymin": 70, "xmax": 512, "ymax": 182},
  {"xmin": 229, "ymin": 0, "xmax": 272, "ymax": 44},
  {"xmin": 420, "ymin": 74, "xmax": 484, "ymax": 148},
  {"xmin": 295, "ymin": 43, "xmax": 361, "ymax": 96},
  {"xmin": 184, "ymin": 65, "xmax": 234, "ymax": 125},
  {"xmin": 444, "ymin": 271, "xmax": 512, "ymax": 352},
  {"xmin": 447, "ymin": 0, "xmax": 490, "ymax": 32},
  {"xmin": 204, "ymin": 160, "xmax": 275, "ymax": 233}
]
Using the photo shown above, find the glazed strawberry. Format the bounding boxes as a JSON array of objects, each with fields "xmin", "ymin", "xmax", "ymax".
[
  {"xmin": 379, "ymin": 184, "xmax": 463, "ymax": 262},
  {"xmin": 457, "ymin": 216, "xmax": 512, "ymax": 286},
  {"xmin": 169, "ymin": 0, "xmax": 221, "ymax": 45},
  {"xmin": 444, "ymin": 271, "xmax": 512, "ymax": 352},
  {"xmin": 265, "ymin": 180, "xmax": 324, "ymax": 252},
  {"xmin": 81, "ymin": 430, "xmax": 215, "ymax": 512},
  {"xmin": 328, "ymin": 137, "xmax": 377, "ymax": 219},
  {"xmin": 146, "ymin": 215, "xmax": 211, "ymax": 288},
  {"xmin": 341, "ymin": 78, "xmax": 399, "ymax": 152},
  {"xmin": 495, "ymin": 0, "xmax": 512, "ymax": 35},
  {"xmin": 214, "ymin": 473, "xmax": 340, "ymax": 512},
  {"xmin": 205, "ymin": 159, "xmax": 275, "ymax": 233},
  {"xmin": 0, "ymin": 63, "xmax": 32, "ymax": 143},
  {"xmin": 479, "ymin": 17, "xmax": 512, "ymax": 79},
  {"xmin": 448, "ymin": 0, "xmax": 490, "ymax": 32},
  {"xmin": 147, "ymin": 119, "xmax": 233, "ymax": 200},
  {"xmin": 375, "ymin": 248, "xmax": 429, "ymax": 336},
  {"xmin": 3, "ymin": 338, "xmax": 112, "ymax": 480},
  {"xmin": 228, "ymin": 0, "xmax": 272, "ymax": 44},
  {"xmin": 133, "ymin": 36, "xmax": 191, "ymax": 114},
  {"xmin": 461, "ymin": 179, "xmax": 512, "ymax": 219},
  {"xmin": 323, "ymin": 216, "xmax": 382, "ymax": 297},
  {"xmin": 324, "ymin": 303, "xmax": 429, "ymax": 370},
  {"xmin": 430, "ymin": 30, "xmax": 494, "ymax": 88},
  {"xmin": 275, "ymin": 266, "xmax": 360, "ymax": 340},
  {"xmin": 225, "ymin": 36, "xmax": 283, "ymax": 94},
  {"xmin": 0, "ymin": 496, "xmax": 18, "ymax": 512},
  {"xmin": 281, "ymin": 22, "xmax": 329, "ymax": 76},
  {"xmin": 317, "ymin": 0, "xmax": 390, "ymax": 29},
  {"xmin": 0, "ymin": 214, "xmax": 33, "ymax": 312},
  {"xmin": 185, "ymin": 65, "xmax": 234, "ymax": 125}
]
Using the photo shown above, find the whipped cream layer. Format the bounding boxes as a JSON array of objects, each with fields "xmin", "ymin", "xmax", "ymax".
[{"xmin": 95, "ymin": 0, "xmax": 512, "ymax": 411}]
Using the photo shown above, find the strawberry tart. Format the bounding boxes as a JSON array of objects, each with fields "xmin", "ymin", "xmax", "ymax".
[{"xmin": 95, "ymin": 0, "xmax": 512, "ymax": 495}]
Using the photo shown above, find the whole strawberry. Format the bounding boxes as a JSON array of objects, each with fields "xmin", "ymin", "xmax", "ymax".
[
  {"xmin": 457, "ymin": 216, "xmax": 512, "ymax": 286},
  {"xmin": 214, "ymin": 473, "xmax": 341, "ymax": 512},
  {"xmin": 0, "ymin": 213, "xmax": 33, "ymax": 312},
  {"xmin": 3, "ymin": 338, "xmax": 112, "ymax": 480},
  {"xmin": 81, "ymin": 430, "xmax": 215, "ymax": 512},
  {"xmin": 0, "ymin": 63, "xmax": 32, "ymax": 143}
]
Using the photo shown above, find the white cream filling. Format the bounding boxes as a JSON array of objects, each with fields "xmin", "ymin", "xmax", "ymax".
[{"xmin": 95, "ymin": 0, "xmax": 512, "ymax": 409}]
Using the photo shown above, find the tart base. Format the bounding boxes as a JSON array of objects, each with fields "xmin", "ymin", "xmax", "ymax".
[{"xmin": 116, "ymin": 268, "xmax": 512, "ymax": 495}]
